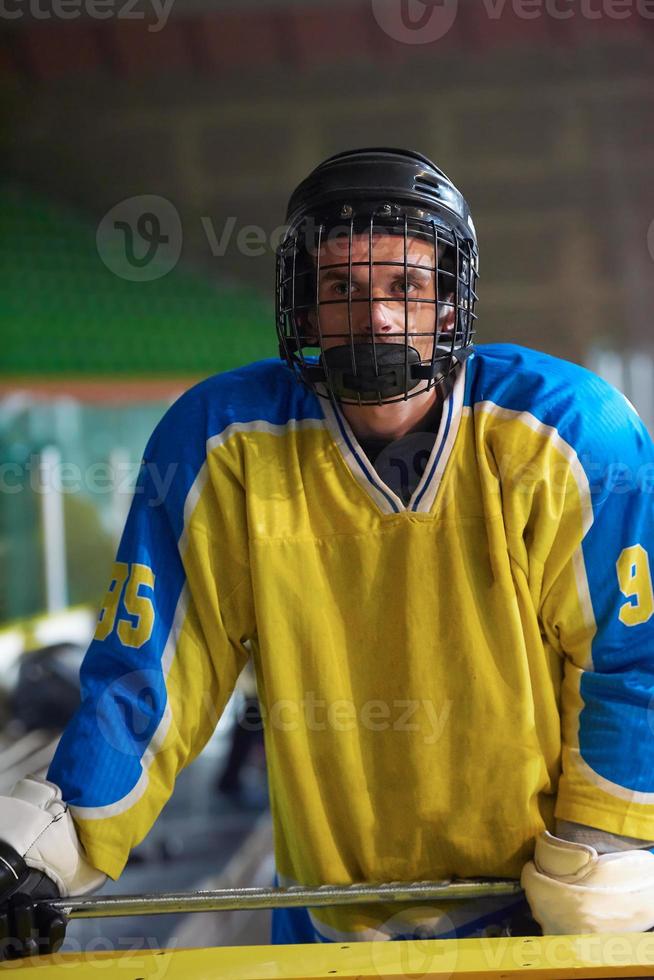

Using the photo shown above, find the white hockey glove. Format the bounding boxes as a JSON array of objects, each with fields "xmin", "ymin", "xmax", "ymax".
[
  {"xmin": 0, "ymin": 775, "xmax": 105, "ymax": 960},
  {"xmin": 521, "ymin": 830, "xmax": 654, "ymax": 934}
]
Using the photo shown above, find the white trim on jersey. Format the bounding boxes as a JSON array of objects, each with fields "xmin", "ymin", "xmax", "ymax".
[{"xmin": 319, "ymin": 361, "xmax": 468, "ymax": 517}]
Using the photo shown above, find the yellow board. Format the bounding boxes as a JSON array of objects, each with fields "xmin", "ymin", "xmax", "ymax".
[{"xmin": 2, "ymin": 936, "xmax": 654, "ymax": 979}]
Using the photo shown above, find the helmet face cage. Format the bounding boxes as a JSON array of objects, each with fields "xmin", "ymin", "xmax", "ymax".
[{"xmin": 276, "ymin": 206, "xmax": 479, "ymax": 406}]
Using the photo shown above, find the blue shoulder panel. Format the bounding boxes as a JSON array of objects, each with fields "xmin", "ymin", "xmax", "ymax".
[
  {"xmin": 468, "ymin": 345, "xmax": 654, "ymax": 794},
  {"xmin": 147, "ymin": 359, "xmax": 323, "ymax": 543}
]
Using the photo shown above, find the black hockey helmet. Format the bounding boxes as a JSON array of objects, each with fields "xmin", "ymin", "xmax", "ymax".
[{"xmin": 275, "ymin": 147, "xmax": 479, "ymax": 404}]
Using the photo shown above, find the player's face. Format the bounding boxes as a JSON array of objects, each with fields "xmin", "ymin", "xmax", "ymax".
[{"xmin": 311, "ymin": 232, "xmax": 454, "ymax": 362}]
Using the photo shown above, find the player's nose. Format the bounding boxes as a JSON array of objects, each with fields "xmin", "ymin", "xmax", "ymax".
[{"xmin": 365, "ymin": 299, "xmax": 394, "ymax": 336}]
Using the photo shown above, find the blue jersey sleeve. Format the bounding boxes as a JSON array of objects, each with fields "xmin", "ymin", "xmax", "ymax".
[
  {"xmin": 538, "ymin": 387, "xmax": 654, "ymax": 835},
  {"xmin": 47, "ymin": 383, "xmax": 254, "ymax": 878}
]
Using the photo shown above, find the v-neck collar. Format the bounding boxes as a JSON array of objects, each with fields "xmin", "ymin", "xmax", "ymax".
[{"xmin": 319, "ymin": 360, "xmax": 468, "ymax": 516}]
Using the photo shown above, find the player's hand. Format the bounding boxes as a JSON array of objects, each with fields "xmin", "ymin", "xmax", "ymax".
[
  {"xmin": 0, "ymin": 776, "xmax": 106, "ymax": 959},
  {"xmin": 0, "ymin": 842, "xmax": 67, "ymax": 960},
  {"xmin": 522, "ymin": 831, "xmax": 654, "ymax": 934}
]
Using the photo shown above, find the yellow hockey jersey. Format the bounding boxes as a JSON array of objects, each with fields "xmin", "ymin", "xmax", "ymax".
[{"xmin": 49, "ymin": 343, "xmax": 654, "ymax": 942}]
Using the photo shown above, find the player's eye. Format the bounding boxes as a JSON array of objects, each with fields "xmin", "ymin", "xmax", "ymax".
[
  {"xmin": 330, "ymin": 280, "xmax": 356, "ymax": 297},
  {"xmin": 391, "ymin": 278, "xmax": 419, "ymax": 295}
]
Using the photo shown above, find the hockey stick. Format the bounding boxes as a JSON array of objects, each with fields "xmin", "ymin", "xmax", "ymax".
[{"xmin": 36, "ymin": 878, "xmax": 524, "ymax": 920}]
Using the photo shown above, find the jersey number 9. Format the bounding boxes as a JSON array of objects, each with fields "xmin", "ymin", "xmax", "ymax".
[{"xmin": 617, "ymin": 545, "xmax": 654, "ymax": 627}]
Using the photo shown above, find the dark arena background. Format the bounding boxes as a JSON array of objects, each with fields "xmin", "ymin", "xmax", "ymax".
[{"xmin": 0, "ymin": 2, "xmax": 653, "ymax": 976}]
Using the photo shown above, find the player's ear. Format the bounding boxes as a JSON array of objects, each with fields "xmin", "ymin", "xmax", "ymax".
[
  {"xmin": 293, "ymin": 253, "xmax": 319, "ymax": 345},
  {"xmin": 294, "ymin": 309, "xmax": 319, "ymax": 347}
]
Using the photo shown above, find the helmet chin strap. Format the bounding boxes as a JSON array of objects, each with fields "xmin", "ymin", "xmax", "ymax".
[{"xmin": 305, "ymin": 343, "xmax": 473, "ymax": 403}]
